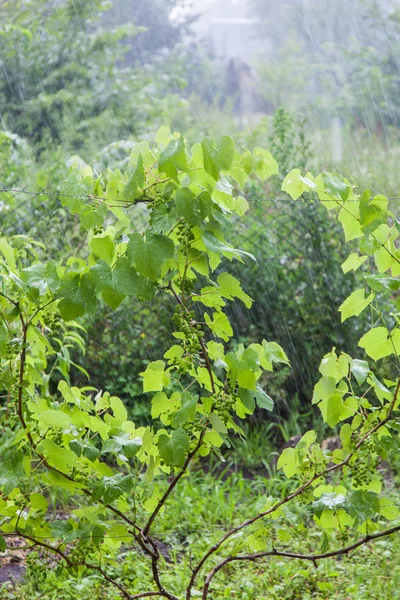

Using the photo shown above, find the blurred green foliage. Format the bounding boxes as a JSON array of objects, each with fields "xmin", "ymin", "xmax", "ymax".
[{"xmin": 252, "ymin": 0, "xmax": 400, "ymax": 131}]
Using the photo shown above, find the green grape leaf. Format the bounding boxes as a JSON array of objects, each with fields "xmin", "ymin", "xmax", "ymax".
[
  {"xmin": 60, "ymin": 171, "xmax": 89, "ymax": 214},
  {"xmin": 250, "ymin": 340, "xmax": 290, "ymax": 369},
  {"xmin": 281, "ymin": 169, "xmax": 312, "ymax": 200},
  {"xmin": 209, "ymin": 412, "xmax": 227, "ymax": 433},
  {"xmin": 321, "ymin": 173, "xmax": 351, "ymax": 201},
  {"xmin": 347, "ymin": 490, "xmax": 380, "ymax": 525},
  {"xmin": 92, "ymin": 475, "xmax": 134, "ymax": 504},
  {"xmin": 37, "ymin": 410, "xmax": 71, "ymax": 430},
  {"xmin": 158, "ymin": 135, "xmax": 188, "ymax": 182},
  {"xmin": 351, "ymin": 359, "xmax": 370, "ymax": 386},
  {"xmin": 225, "ymin": 347, "xmax": 260, "ymax": 390},
  {"xmin": 239, "ymin": 386, "xmax": 274, "ymax": 411},
  {"xmin": 0, "ymin": 450, "xmax": 25, "ymax": 495},
  {"xmin": 172, "ymin": 393, "xmax": 197, "ymax": 428},
  {"xmin": 341, "ymin": 253, "xmax": 367, "ymax": 273},
  {"xmin": 124, "ymin": 154, "xmax": 144, "ymax": 200},
  {"xmin": 91, "ymin": 257, "xmax": 153, "ymax": 309},
  {"xmin": 358, "ymin": 327, "xmax": 400, "ymax": 361},
  {"xmin": 22, "ymin": 261, "xmax": 60, "ymax": 295},
  {"xmin": 338, "ymin": 203, "xmax": 363, "ymax": 241},
  {"xmin": 37, "ymin": 439, "xmax": 77, "ymax": 473},
  {"xmin": 58, "ymin": 273, "xmax": 96, "ymax": 320},
  {"xmin": 202, "ymin": 136, "xmax": 235, "ymax": 180},
  {"xmin": 359, "ymin": 191, "xmax": 388, "ymax": 234},
  {"xmin": 158, "ymin": 428, "xmax": 190, "ymax": 467},
  {"xmin": 101, "ymin": 433, "xmax": 141, "ymax": 459},
  {"xmin": 253, "ymin": 147, "xmax": 279, "ymax": 181},
  {"xmin": 338, "ymin": 289, "xmax": 374, "ymax": 322},
  {"xmin": 69, "ymin": 439, "xmax": 100, "ymax": 462},
  {"xmin": 204, "ymin": 310, "xmax": 233, "ymax": 341},
  {"xmin": 319, "ymin": 394, "xmax": 358, "ymax": 427},
  {"xmin": 216, "ymin": 272, "xmax": 252, "ymax": 308},
  {"xmin": 0, "ymin": 238, "xmax": 16, "ymax": 269},
  {"xmin": 110, "ymin": 396, "xmax": 127, "ymax": 423},
  {"xmin": 140, "ymin": 360, "xmax": 170, "ymax": 392},
  {"xmin": 202, "ymin": 231, "xmax": 256, "ymax": 263},
  {"xmin": 89, "ymin": 234, "xmax": 114, "ymax": 265},
  {"xmin": 175, "ymin": 188, "xmax": 213, "ymax": 225},
  {"xmin": 127, "ymin": 233, "xmax": 175, "ymax": 281},
  {"xmin": 365, "ymin": 274, "xmax": 400, "ymax": 292},
  {"xmin": 277, "ymin": 447, "xmax": 299, "ymax": 478}
]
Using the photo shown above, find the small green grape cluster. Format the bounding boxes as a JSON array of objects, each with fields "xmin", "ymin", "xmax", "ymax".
[
  {"xmin": 69, "ymin": 543, "xmax": 94, "ymax": 563},
  {"xmin": 71, "ymin": 463, "xmax": 91, "ymax": 485},
  {"xmin": 92, "ymin": 226, "xmax": 104, "ymax": 235},
  {"xmin": 148, "ymin": 193, "xmax": 165, "ymax": 210},
  {"xmin": 176, "ymin": 222, "xmax": 195, "ymax": 250},
  {"xmin": 179, "ymin": 277, "xmax": 195, "ymax": 296},
  {"xmin": 171, "ymin": 305, "xmax": 204, "ymax": 372},
  {"xmin": 183, "ymin": 419, "xmax": 203, "ymax": 436},
  {"xmin": 26, "ymin": 551, "xmax": 47, "ymax": 583},
  {"xmin": 42, "ymin": 312, "xmax": 61, "ymax": 330},
  {"xmin": 351, "ymin": 438, "xmax": 378, "ymax": 488},
  {"xmin": 12, "ymin": 492, "xmax": 26, "ymax": 510},
  {"xmin": 211, "ymin": 391, "xmax": 236, "ymax": 424},
  {"xmin": 297, "ymin": 488, "xmax": 314, "ymax": 505},
  {"xmin": 46, "ymin": 429, "xmax": 63, "ymax": 445},
  {"xmin": 4, "ymin": 340, "xmax": 19, "ymax": 361}
]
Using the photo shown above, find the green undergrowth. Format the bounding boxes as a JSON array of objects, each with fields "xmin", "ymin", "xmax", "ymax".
[{"xmin": 3, "ymin": 464, "xmax": 400, "ymax": 600}]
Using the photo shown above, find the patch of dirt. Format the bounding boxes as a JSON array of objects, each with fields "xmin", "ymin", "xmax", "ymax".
[{"xmin": 0, "ymin": 536, "xmax": 27, "ymax": 585}]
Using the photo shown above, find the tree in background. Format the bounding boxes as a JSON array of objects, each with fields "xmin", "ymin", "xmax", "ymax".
[{"xmin": 0, "ymin": 0, "xmax": 192, "ymax": 159}]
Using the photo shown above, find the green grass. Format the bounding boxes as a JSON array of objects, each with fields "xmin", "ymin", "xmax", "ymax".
[{"xmin": 2, "ymin": 462, "xmax": 400, "ymax": 600}]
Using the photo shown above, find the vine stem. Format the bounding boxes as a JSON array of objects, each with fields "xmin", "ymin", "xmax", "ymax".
[
  {"xmin": 202, "ymin": 525, "xmax": 400, "ymax": 599},
  {"xmin": 143, "ymin": 282, "xmax": 215, "ymax": 535},
  {"xmin": 185, "ymin": 378, "xmax": 400, "ymax": 598}
]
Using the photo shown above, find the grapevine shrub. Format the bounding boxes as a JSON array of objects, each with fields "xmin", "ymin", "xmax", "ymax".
[{"xmin": 0, "ymin": 129, "xmax": 399, "ymax": 598}]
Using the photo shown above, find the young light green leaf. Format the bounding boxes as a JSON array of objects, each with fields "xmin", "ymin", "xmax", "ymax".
[
  {"xmin": 38, "ymin": 410, "xmax": 71, "ymax": 430},
  {"xmin": 341, "ymin": 253, "xmax": 368, "ymax": 274},
  {"xmin": 216, "ymin": 272, "xmax": 252, "ymax": 308},
  {"xmin": 253, "ymin": 147, "xmax": 278, "ymax": 181},
  {"xmin": 89, "ymin": 234, "xmax": 114, "ymax": 265},
  {"xmin": 140, "ymin": 360, "xmax": 170, "ymax": 392},
  {"xmin": 358, "ymin": 327, "xmax": 400, "ymax": 361},
  {"xmin": 338, "ymin": 289, "xmax": 374, "ymax": 322},
  {"xmin": 91, "ymin": 257, "xmax": 153, "ymax": 309},
  {"xmin": 359, "ymin": 191, "xmax": 388, "ymax": 234},
  {"xmin": 204, "ymin": 310, "xmax": 233, "ymax": 341},
  {"xmin": 37, "ymin": 439, "xmax": 77, "ymax": 473},
  {"xmin": 351, "ymin": 359, "xmax": 370, "ymax": 386},
  {"xmin": 281, "ymin": 169, "xmax": 311, "ymax": 200}
]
